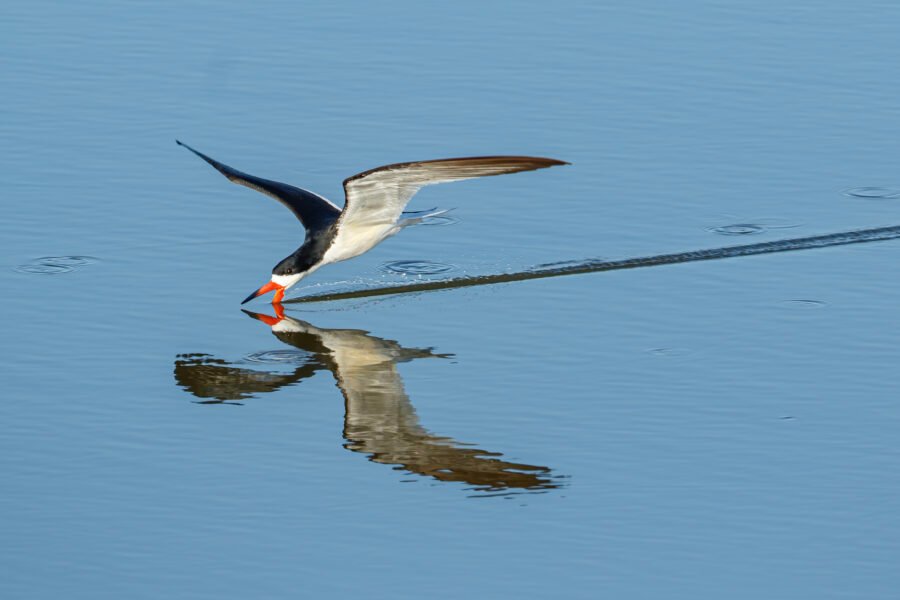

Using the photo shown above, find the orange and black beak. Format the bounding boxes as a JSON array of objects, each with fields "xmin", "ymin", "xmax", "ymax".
[
  {"xmin": 241, "ymin": 281, "xmax": 285, "ymax": 305},
  {"xmin": 241, "ymin": 304, "xmax": 285, "ymax": 325}
]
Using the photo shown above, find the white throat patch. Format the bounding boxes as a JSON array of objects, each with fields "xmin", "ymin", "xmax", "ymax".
[{"xmin": 271, "ymin": 272, "xmax": 305, "ymax": 290}]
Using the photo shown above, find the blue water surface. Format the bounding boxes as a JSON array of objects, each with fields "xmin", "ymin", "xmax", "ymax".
[{"xmin": 2, "ymin": 2, "xmax": 900, "ymax": 598}]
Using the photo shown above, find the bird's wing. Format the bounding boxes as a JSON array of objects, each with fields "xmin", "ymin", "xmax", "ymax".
[
  {"xmin": 339, "ymin": 156, "xmax": 568, "ymax": 229},
  {"xmin": 177, "ymin": 140, "xmax": 341, "ymax": 232}
]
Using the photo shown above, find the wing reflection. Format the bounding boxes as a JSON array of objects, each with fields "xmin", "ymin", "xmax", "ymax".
[
  {"xmin": 173, "ymin": 308, "xmax": 561, "ymax": 495},
  {"xmin": 174, "ymin": 352, "xmax": 324, "ymax": 403}
]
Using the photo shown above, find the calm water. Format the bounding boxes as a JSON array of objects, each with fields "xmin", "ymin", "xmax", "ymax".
[{"xmin": 3, "ymin": 2, "xmax": 900, "ymax": 598}]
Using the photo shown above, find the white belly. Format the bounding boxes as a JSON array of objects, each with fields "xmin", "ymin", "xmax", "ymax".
[{"xmin": 320, "ymin": 223, "xmax": 398, "ymax": 265}]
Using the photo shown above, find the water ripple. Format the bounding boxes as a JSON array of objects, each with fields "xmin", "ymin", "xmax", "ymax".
[
  {"xmin": 14, "ymin": 255, "xmax": 98, "ymax": 275},
  {"xmin": 402, "ymin": 209, "xmax": 459, "ymax": 227},
  {"xmin": 535, "ymin": 258, "xmax": 601, "ymax": 269},
  {"xmin": 381, "ymin": 260, "xmax": 456, "ymax": 276},
  {"xmin": 708, "ymin": 218, "xmax": 801, "ymax": 237},
  {"xmin": 244, "ymin": 349, "xmax": 314, "ymax": 364},
  {"xmin": 782, "ymin": 299, "xmax": 827, "ymax": 309},
  {"xmin": 420, "ymin": 214, "xmax": 460, "ymax": 226},
  {"xmin": 288, "ymin": 224, "xmax": 900, "ymax": 305},
  {"xmin": 843, "ymin": 186, "xmax": 900, "ymax": 199},
  {"xmin": 646, "ymin": 347, "xmax": 694, "ymax": 358},
  {"xmin": 708, "ymin": 223, "xmax": 766, "ymax": 236}
]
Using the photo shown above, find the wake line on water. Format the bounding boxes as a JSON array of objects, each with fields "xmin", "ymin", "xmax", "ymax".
[{"xmin": 285, "ymin": 224, "xmax": 900, "ymax": 304}]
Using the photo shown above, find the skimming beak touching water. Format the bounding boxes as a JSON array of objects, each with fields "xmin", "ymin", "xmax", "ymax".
[{"xmin": 241, "ymin": 281, "xmax": 285, "ymax": 305}]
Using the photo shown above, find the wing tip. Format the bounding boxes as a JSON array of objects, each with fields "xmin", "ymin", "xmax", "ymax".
[
  {"xmin": 175, "ymin": 140, "xmax": 227, "ymax": 172},
  {"xmin": 176, "ymin": 139, "xmax": 203, "ymax": 157},
  {"xmin": 343, "ymin": 155, "xmax": 571, "ymax": 186},
  {"xmin": 534, "ymin": 157, "xmax": 570, "ymax": 167}
]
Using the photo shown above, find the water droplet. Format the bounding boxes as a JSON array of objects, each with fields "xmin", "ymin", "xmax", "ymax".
[
  {"xmin": 380, "ymin": 260, "xmax": 456, "ymax": 276},
  {"xmin": 843, "ymin": 186, "xmax": 900, "ymax": 199},
  {"xmin": 14, "ymin": 255, "xmax": 98, "ymax": 275}
]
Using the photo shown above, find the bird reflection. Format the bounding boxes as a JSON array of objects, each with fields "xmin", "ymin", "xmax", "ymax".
[{"xmin": 174, "ymin": 308, "xmax": 560, "ymax": 495}]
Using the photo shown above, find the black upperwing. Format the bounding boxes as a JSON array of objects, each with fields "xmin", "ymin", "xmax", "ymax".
[{"xmin": 176, "ymin": 140, "xmax": 341, "ymax": 232}]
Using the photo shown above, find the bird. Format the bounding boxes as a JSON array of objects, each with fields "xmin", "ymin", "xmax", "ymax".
[{"xmin": 176, "ymin": 140, "xmax": 568, "ymax": 304}]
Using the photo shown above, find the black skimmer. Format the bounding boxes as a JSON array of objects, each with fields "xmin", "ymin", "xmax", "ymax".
[
  {"xmin": 176, "ymin": 141, "xmax": 568, "ymax": 304},
  {"xmin": 174, "ymin": 308, "xmax": 559, "ymax": 493}
]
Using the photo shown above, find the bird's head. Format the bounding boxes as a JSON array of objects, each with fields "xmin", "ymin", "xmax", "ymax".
[{"xmin": 241, "ymin": 241, "xmax": 325, "ymax": 305}]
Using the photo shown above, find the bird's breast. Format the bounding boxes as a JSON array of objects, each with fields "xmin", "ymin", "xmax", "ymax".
[{"xmin": 320, "ymin": 222, "xmax": 397, "ymax": 265}]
